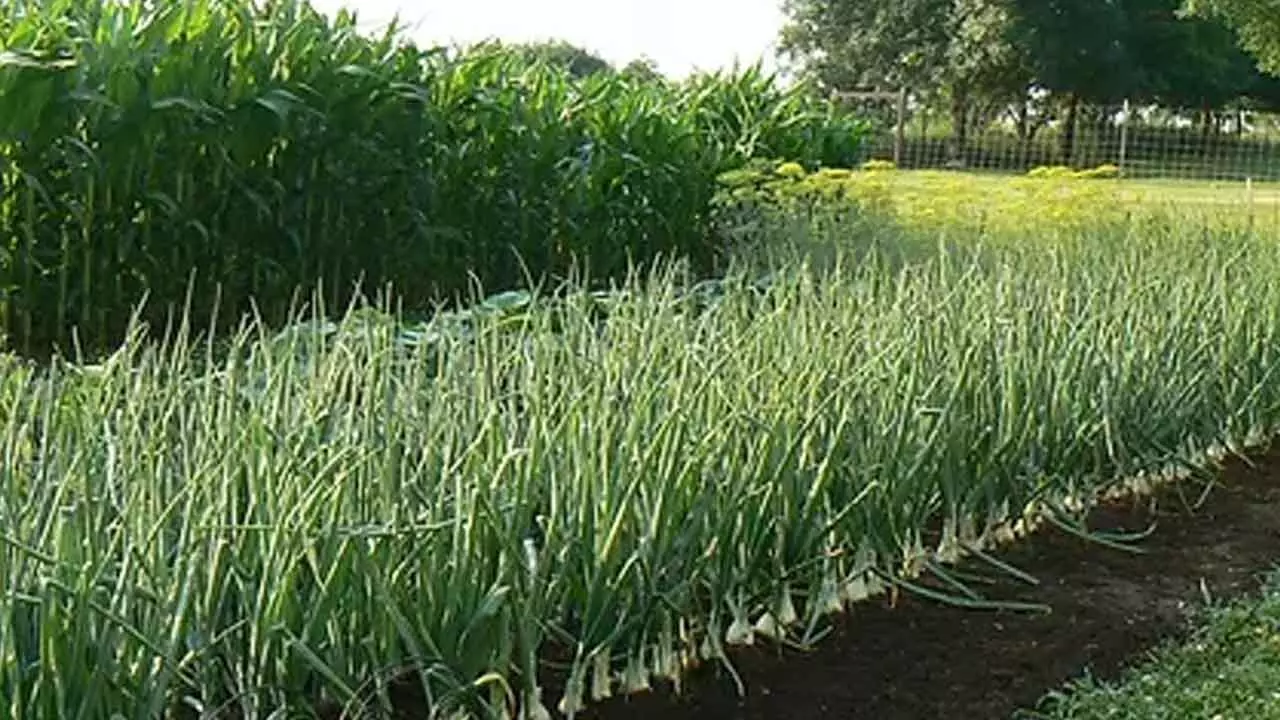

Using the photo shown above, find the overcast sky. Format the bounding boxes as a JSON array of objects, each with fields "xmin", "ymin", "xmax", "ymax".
[{"xmin": 307, "ymin": 0, "xmax": 786, "ymax": 78}]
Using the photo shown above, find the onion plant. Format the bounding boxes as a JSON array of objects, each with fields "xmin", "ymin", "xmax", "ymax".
[{"xmin": 4, "ymin": 202, "xmax": 1280, "ymax": 717}]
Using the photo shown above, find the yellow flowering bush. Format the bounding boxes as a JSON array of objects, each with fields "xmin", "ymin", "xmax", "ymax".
[
  {"xmin": 1028, "ymin": 163, "xmax": 1122, "ymax": 180},
  {"xmin": 860, "ymin": 159, "xmax": 898, "ymax": 172},
  {"xmin": 775, "ymin": 161, "xmax": 807, "ymax": 179},
  {"xmin": 1028, "ymin": 165, "xmax": 1078, "ymax": 179},
  {"xmin": 1075, "ymin": 163, "xmax": 1122, "ymax": 179}
]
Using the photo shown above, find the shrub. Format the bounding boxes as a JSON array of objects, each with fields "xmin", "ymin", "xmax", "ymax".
[
  {"xmin": 1028, "ymin": 165, "xmax": 1078, "ymax": 179},
  {"xmin": 775, "ymin": 161, "xmax": 808, "ymax": 179},
  {"xmin": 861, "ymin": 159, "xmax": 898, "ymax": 172},
  {"xmin": 1074, "ymin": 163, "xmax": 1122, "ymax": 179}
]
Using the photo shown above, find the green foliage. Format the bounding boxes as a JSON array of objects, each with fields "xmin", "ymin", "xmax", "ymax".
[
  {"xmin": 781, "ymin": 0, "xmax": 1275, "ymax": 106},
  {"xmin": 1008, "ymin": 0, "xmax": 1136, "ymax": 102},
  {"xmin": 1010, "ymin": 0, "xmax": 1268, "ymax": 104},
  {"xmin": 1183, "ymin": 0, "xmax": 1280, "ymax": 75},
  {"xmin": 497, "ymin": 39, "xmax": 615, "ymax": 78},
  {"xmin": 0, "ymin": 0, "xmax": 868, "ymax": 357},
  {"xmin": 619, "ymin": 56, "xmax": 664, "ymax": 83},
  {"xmin": 779, "ymin": 0, "xmax": 1029, "ymax": 98}
]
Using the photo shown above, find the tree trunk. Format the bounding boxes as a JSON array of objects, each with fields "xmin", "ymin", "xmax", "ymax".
[{"xmin": 1060, "ymin": 94, "xmax": 1080, "ymax": 166}]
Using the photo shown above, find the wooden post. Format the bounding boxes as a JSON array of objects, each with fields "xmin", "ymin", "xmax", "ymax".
[
  {"xmin": 830, "ymin": 89, "xmax": 906, "ymax": 164},
  {"xmin": 895, "ymin": 86, "xmax": 908, "ymax": 166},
  {"xmin": 1118, "ymin": 98, "xmax": 1130, "ymax": 178}
]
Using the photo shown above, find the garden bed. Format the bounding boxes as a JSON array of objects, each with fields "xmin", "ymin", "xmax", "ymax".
[{"xmin": 566, "ymin": 444, "xmax": 1280, "ymax": 720}]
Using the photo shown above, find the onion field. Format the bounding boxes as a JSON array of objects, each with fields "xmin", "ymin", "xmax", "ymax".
[{"xmin": 5, "ymin": 197, "xmax": 1280, "ymax": 717}]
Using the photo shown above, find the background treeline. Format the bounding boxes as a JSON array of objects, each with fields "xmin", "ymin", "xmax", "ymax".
[{"xmin": 780, "ymin": 0, "xmax": 1280, "ymax": 169}]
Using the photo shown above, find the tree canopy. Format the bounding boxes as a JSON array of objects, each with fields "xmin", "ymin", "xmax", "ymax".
[
  {"xmin": 779, "ymin": 0, "xmax": 1026, "ymax": 95},
  {"xmin": 491, "ymin": 41, "xmax": 670, "ymax": 84},
  {"xmin": 781, "ymin": 0, "xmax": 1280, "ymax": 105},
  {"xmin": 779, "ymin": 0, "xmax": 1280, "ymax": 165},
  {"xmin": 1182, "ymin": 0, "xmax": 1280, "ymax": 74},
  {"xmin": 502, "ymin": 40, "xmax": 615, "ymax": 79},
  {"xmin": 620, "ymin": 57, "xmax": 664, "ymax": 83}
]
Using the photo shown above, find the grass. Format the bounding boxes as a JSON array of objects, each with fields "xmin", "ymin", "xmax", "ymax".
[
  {"xmin": 1118, "ymin": 176, "xmax": 1280, "ymax": 209},
  {"xmin": 832, "ymin": 168, "xmax": 1280, "ymax": 216},
  {"xmin": 1027, "ymin": 569, "xmax": 1280, "ymax": 720}
]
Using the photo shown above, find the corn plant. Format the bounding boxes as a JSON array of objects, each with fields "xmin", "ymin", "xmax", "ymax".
[{"xmin": 0, "ymin": 0, "xmax": 867, "ymax": 357}]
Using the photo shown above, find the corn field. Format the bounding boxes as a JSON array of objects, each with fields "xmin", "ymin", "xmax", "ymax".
[{"xmin": 0, "ymin": 0, "xmax": 867, "ymax": 357}]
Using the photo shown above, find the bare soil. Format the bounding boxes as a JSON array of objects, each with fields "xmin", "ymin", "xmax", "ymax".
[{"xmin": 571, "ymin": 444, "xmax": 1280, "ymax": 720}]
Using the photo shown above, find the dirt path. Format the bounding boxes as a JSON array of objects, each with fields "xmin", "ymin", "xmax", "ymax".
[{"xmin": 577, "ymin": 444, "xmax": 1280, "ymax": 720}]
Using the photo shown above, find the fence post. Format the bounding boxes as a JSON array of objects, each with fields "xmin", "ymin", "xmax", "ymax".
[
  {"xmin": 1118, "ymin": 98, "xmax": 1130, "ymax": 178},
  {"xmin": 831, "ymin": 89, "xmax": 911, "ymax": 165},
  {"xmin": 895, "ymin": 87, "xmax": 908, "ymax": 166}
]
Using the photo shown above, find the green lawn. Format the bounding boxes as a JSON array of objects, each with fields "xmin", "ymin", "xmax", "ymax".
[
  {"xmin": 790, "ymin": 167, "xmax": 1280, "ymax": 242},
  {"xmin": 1025, "ymin": 569, "xmax": 1280, "ymax": 720},
  {"xmin": 1119, "ymin": 177, "xmax": 1280, "ymax": 209},
  {"xmin": 878, "ymin": 168, "xmax": 1280, "ymax": 210}
]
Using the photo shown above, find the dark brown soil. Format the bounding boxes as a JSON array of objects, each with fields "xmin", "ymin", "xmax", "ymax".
[{"xmin": 570, "ymin": 444, "xmax": 1280, "ymax": 720}]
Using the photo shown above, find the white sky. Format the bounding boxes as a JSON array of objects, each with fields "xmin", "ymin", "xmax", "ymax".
[{"xmin": 308, "ymin": 0, "xmax": 786, "ymax": 78}]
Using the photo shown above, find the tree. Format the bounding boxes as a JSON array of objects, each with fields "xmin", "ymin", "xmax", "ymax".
[
  {"xmin": 938, "ymin": 0, "xmax": 1031, "ymax": 160},
  {"xmin": 779, "ymin": 0, "xmax": 952, "ymax": 91},
  {"xmin": 779, "ymin": 0, "xmax": 1279, "ymax": 168},
  {"xmin": 1181, "ymin": 0, "xmax": 1280, "ymax": 74},
  {"xmin": 1009, "ymin": 0, "xmax": 1275, "ymax": 160},
  {"xmin": 1125, "ymin": 0, "xmax": 1276, "ymax": 151},
  {"xmin": 620, "ymin": 57, "xmax": 664, "ymax": 84},
  {"xmin": 779, "ymin": 0, "xmax": 1030, "ymax": 161},
  {"xmin": 505, "ymin": 40, "xmax": 614, "ymax": 79},
  {"xmin": 1007, "ymin": 0, "xmax": 1139, "ymax": 104},
  {"xmin": 1133, "ymin": 0, "xmax": 1260, "ymax": 107}
]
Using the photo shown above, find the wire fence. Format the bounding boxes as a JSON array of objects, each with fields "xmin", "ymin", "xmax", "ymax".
[{"xmin": 838, "ymin": 90, "xmax": 1280, "ymax": 184}]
